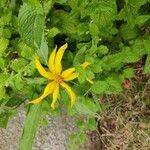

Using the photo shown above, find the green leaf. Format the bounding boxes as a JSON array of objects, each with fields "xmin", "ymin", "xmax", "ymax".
[
  {"xmin": 122, "ymin": 45, "xmax": 144, "ymax": 63},
  {"xmin": 75, "ymin": 97, "xmax": 99, "ymax": 116},
  {"xmin": 47, "ymin": 27, "xmax": 60, "ymax": 38},
  {"xmin": 43, "ymin": 0, "xmax": 53, "ymax": 15},
  {"xmin": 0, "ymin": 73, "xmax": 9, "ymax": 84},
  {"xmin": 26, "ymin": 77, "xmax": 46, "ymax": 85},
  {"xmin": 23, "ymin": 60, "xmax": 35, "ymax": 76},
  {"xmin": 0, "ymin": 112, "xmax": 12, "ymax": 128},
  {"xmin": 120, "ymin": 24, "xmax": 138, "ymax": 41},
  {"xmin": 17, "ymin": 42, "xmax": 35, "ymax": 60},
  {"xmin": 118, "ymin": 0, "xmax": 148, "ymax": 24},
  {"xmin": 73, "ymin": 83, "xmax": 90, "ymax": 96},
  {"xmin": 0, "ymin": 38, "xmax": 9, "ymax": 56},
  {"xmin": 97, "ymin": 45, "xmax": 109, "ymax": 55},
  {"xmin": 0, "ymin": 58, "xmax": 5, "ymax": 69},
  {"xmin": 91, "ymin": 81, "xmax": 108, "ymax": 94},
  {"xmin": 36, "ymin": 39, "xmax": 48, "ymax": 64},
  {"xmin": 13, "ymin": 74, "xmax": 25, "ymax": 90},
  {"xmin": 135, "ymin": 15, "xmax": 150, "ymax": 26},
  {"xmin": 18, "ymin": 2, "xmax": 45, "ymax": 49},
  {"xmin": 0, "ymin": 113, "xmax": 9, "ymax": 128},
  {"xmin": 76, "ymin": 67, "xmax": 87, "ymax": 83},
  {"xmin": 123, "ymin": 68, "xmax": 134, "ymax": 79},
  {"xmin": 86, "ymin": 70, "xmax": 95, "ymax": 79},
  {"xmin": 77, "ymin": 23, "xmax": 89, "ymax": 36},
  {"xmin": 144, "ymin": 54, "xmax": 150, "ymax": 74},
  {"xmin": 19, "ymin": 104, "xmax": 42, "ymax": 150},
  {"xmin": 102, "ymin": 53, "xmax": 123, "ymax": 69},
  {"xmin": 76, "ymin": 119, "xmax": 86, "ymax": 131},
  {"xmin": 0, "ymin": 86, "xmax": 6, "ymax": 100},
  {"xmin": 55, "ymin": 0, "xmax": 67, "ymax": 4},
  {"xmin": 106, "ymin": 77, "xmax": 122, "ymax": 93},
  {"xmin": 80, "ymin": 0, "xmax": 117, "ymax": 29},
  {"xmin": 51, "ymin": 10, "xmax": 78, "ymax": 34},
  {"xmin": 78, "ymin": 133, "xmax": 86, "ymax": 144},
  {"xmin": 6, "ymin": 92, "xmax": 26, "ymax": 108},
  {"xmin": 87, "ymin": 118, "xmax": 96, "ymax": 131},
  {"xmin": 91, "ymin": 60, "xmax": 103, "ymax": 73},
  {"xmin": 89, "ymin": 23, "xmax": 99, "ymax": 36},
  {"xmin": 10, "ymin": 58, "xmax": 28, "ymax": 72}
]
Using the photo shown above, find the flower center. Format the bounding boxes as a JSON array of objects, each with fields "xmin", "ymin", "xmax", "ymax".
[{"xmin": 53, "ymin": 74, "xmax": 63, "ymax": 83}]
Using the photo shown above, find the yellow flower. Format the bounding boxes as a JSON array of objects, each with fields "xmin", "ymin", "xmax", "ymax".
[{"xmin": 29, "ymin": 43, "xmax": 92, "ymax": 109}]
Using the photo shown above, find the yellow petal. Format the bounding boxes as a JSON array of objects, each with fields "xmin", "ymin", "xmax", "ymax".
[
  {"xmin": 63, "ymin": 73, "xmax": 79, "ymax": 81},
  {"xmin": 61, "ymin": 67, "xmax": 78, "ymax": 81},
  {"xmin": 48, "ymin": 46, "xmax": 57, "ymax": 73},
  {"xmin": 86, "ymin": 77, "xmax": 94, "ymax": 84},
  {"xmin": 61, "ymin": 68, "xmax": 75, "ymax": 77},
  {"xmin": 51, "ymin": 83, "xmax": 59, "ymax": 109},
  {"xmin": 81, "ymin": 61, "xmax": 91, "ymax": 69},
  {"xmin": 35, "ymin": 56, "xmax": 53, "ymax": 80},
  {"xmin": 54, "ymin": 43, "xmax": 68, "ymax": 74},
  {"xmin": 29, "ymin": 81, "xmax": 56, "ymax": 104},
  {"xmin": 60, "ymin": 82, "xmax": 76, "ymax": 107}
]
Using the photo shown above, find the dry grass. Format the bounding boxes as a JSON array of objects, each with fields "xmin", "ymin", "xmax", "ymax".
[{"xmin": 86, "ymin": 60, "xmax": 150, "ymax": 150}]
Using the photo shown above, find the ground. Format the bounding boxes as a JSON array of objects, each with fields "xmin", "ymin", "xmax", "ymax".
[{"xmin": 92, "ymin": 59, "xmax": 150, "ymax": 150}]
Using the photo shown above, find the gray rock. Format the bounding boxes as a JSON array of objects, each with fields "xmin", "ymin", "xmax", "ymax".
[{"xmin": 0, "ymin": 109, "xmax": 80, "ymax": 150}]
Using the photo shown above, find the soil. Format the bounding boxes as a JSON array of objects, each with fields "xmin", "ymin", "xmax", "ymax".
[{"xmin": 85, "ymin": 58, "xmax": 150, "ymax": 150}]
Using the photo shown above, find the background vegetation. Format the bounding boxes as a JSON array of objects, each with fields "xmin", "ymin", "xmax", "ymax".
[{"xmin": 0, "ymin": 0, "xmax": 150, "ymax": 149}]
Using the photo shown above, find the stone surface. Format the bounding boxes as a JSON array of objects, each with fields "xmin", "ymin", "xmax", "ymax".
[
  {"xmin": 0, "ymin": 110, "xmax": 25, "ymax": 150},
  {"xmin": 0, "ymin": 108, "xmax": 82, "ymax": 150}
]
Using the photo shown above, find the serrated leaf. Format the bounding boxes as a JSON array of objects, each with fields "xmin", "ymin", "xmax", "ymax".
[
  {"xmin": 118, "ymin": 0, "xmax": 148, "ymax": 26},
  {"xmin": 0, "ymin": 58, "xmax": 5, "ymax": 69},
  {"xmin": 0, "ymin": 86, "xmax": 6, "ymax": 100},
  {"xmin": 43, "ymin": 0, "xmax": 53, "ymax": 15},
  {"xmin": 36, "ymin": 39, "xmax": 48, "ymax": 64},
  {"xmin": 19, "ymin": 104, "xmax": 42, "ymax": 150},
  {"xmin": 90, "ymin": 59, "xmax": 103, "ymax": 73},
  {"xmin": 102, "ymin": 53, "xmax": 123, "ymax": 69},
  {"xmin": 91, "ymin": 81, "xmax": 108, "ymax": 94},
  {"xmin": 55, "ymin": 0, "xmax": 67, "ymax": 4},
  {"xmin": 51, "ymin": 10, "xmax": 78, "ymax": 34},
  {"xmin": 135, "ymin": 15, "xmax": 150, "ymax": 26},
  {"xmin": 23, "ymin": 60, "xmax": 35, "ymax": 76},
  {"xmin": 77, "ymin": 23, "xmax": 88, "ymax": 36},
  {"xmin": 10, "ymin": 58, "xmax": 28, "ymax": 72},
  {"xmin": 17, "ymin": 42, "xmax": 35, "ymax": 60},
  {"xmin": 120, "ymin": 24, "xmax": 138, "ymax": 41},
  {"xmin": 81, "ymin": 0, "xmax": 117, "ymax": 29},
  {"xmin": 75, "ymin": 97, "xmax": 99, "ymax": 116},
  {"xmin": 97, "ymin": 45, "xmax": 109, "ymax": 55},
  {"xmin": 18, "ymin": 3, "xmax": 44, "ymax": 49},
  {"xmin": 0, "ymin": 73, "xmax": 9, "ymax": 85},
  {"xmin": 89, "ymin": 23, "xmax": 99, "ymax": 36},
  {"xmin": 122, "ymin": 48, "xmax": 141, "ymax": 63},
  {"xmin": 106, "ymin": 77, "xmax": 122, "ymax": 93},
  {"xmin": 76, "ymin": 67, "xmax": 87, "ymax": 83},
  {"xmin": 0, "ymin": 38, "xmax": 9, "ymax": 56},
  {"xmin": 123, "ymin": 68, "xmax": 134, "ymax": 79},
  {"xmin": 47, "ymin": 27, "xmax": 60, "ymax": 38},
  {"xmin": 13, "ymin": 75, "xmax": 24, "ymax": 90}
]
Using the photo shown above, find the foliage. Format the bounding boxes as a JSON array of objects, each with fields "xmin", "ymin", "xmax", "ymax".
[
  {"xmin": 0, "ymin": 0, "xmax": 150, "ymax": 149},
  {"xmin": 19, "ymin": 104, "xmax": 42, "ymax": 150}
]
